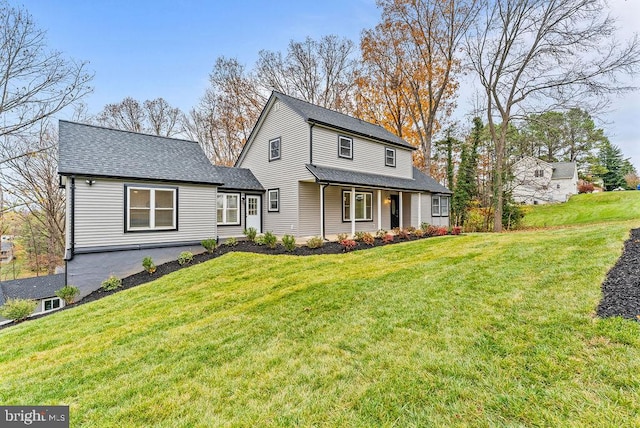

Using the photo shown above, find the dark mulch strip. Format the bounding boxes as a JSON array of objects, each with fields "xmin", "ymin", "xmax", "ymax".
[
  {"xmin": 0, "ymin": 235, "xmax": 429, "ymax": 330},
  {"xmin": 597, "ymin": 228, "xmax": 640, "ymax": 321}
]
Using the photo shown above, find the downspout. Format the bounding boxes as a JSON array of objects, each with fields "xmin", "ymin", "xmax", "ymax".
[
  {"xmin": 309, "ymin": 122, "xmax": 315, "ymax": 164},
  {"xmin": 64, "ymin": 175, "xmax": 76, "ymax": 285}
]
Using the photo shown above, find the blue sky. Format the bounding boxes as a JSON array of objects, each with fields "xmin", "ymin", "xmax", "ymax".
[{"xmin": 23, "ymin": 0, "xmax": 640, "ymax": 168}]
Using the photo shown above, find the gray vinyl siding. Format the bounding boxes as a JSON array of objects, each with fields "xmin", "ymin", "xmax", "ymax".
[
  {"xmin": 237, "ymin": 99, "xmax": 314, "ymax": 236},
  {"xmin": 73, "ymin": 177, "xmax": 216, "ymax": 249},
  {"xmin": 298, "ymin": 182, "xmax": 321, "ymax": 237},
  {"xmin": 410, "ymin": 193, "xmax": 431, "ymax": 227},
  {"xmin": 312, "ymin": 125, "xmax": 413, "ymax": 179}
]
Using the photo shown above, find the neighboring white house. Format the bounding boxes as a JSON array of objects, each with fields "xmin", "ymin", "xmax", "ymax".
[
  {"xmin": 511, "ymin": 156, "xmax": 578, "ymax": 204},
  {"xmin": 57, "ymin": 92, "xmax": 451, "ymax": 296},
  {"xmin": 0, "ymin": 241, "xmax": 13, "ymax": 264}
]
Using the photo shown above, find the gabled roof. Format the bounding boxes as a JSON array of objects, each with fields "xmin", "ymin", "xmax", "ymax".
[
  {"xmin": 58, "ymin": 121, "xmax": 223, "ymax": 185},
  {"xmin": 306, "ymin": 164, "xmax": 452, "ymax": 194},
  {"xmin": 551, "ymin": 162, "xmax": 577, "ymax": 180},
  {"xmin": 274, "ymin": 92, "xmax": 415, "ymax": 150},
  {"xmin": 0, "ymin": 274, "xmax": 65, "ymax": 303},
  {"xmin": 216, "ymin": 166, "xmax": 264, "ymax": 192}
]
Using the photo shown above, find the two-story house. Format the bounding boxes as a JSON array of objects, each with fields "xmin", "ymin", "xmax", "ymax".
[
  {"xmin": 235, "ymin": 92, "xmax": 451, "ymax": 239},
  {"xmin": 58, "ymin": 92, "xmax": 450, "ymax": 295},
  {"xmin": 511, "ymin": 156, "xmax": 578, "ymax": 204}
]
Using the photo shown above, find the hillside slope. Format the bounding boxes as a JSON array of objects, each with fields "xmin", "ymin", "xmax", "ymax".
[{"xmin": 1, "ymin": 220, "xmax": 639, "ymax": 426}]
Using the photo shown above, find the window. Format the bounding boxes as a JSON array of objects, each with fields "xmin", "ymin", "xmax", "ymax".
[
  {"xmin": 534, "ymin": 169, "xmax": 544, "ymax": 178},
  {"xmin": 338, "ymin": 136, "xmax": 353, "ymax": 159},
  {"xmin": 269, "ymin": 137, "xmax": 281, "ymax": 161},
  {"xmin": 126, "ymin": 186, "xmax": 177, "ymax": 231},
  {"xmin": 385, "ymin": 147, "xmax": 396, "ymax": 167},
  {"xmin": 268, "ymin": 189, "xmax": 279, "ymax": 212},
  {"xmin": 217, "ymin": 193, "xmax": 240, "ymax": 225},
  {"xmin": 247, "ymin": 196, "xmax": 258, "ymax": 216},
  {"xmin": 432, "ymin": 195, "xmax": 450, "ymax": 217},
  {"xmin": 556, "ymin": 183, "xmax": 560, "ymax": 189},
  {"xmin": 43, "ymin": 297, "xmax": 61, "ymax": 312},
  {"xmin": 343, "ymin": 191, "xmax": 373, "ymax": 221}
]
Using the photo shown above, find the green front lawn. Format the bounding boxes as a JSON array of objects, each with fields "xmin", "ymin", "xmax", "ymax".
[
  {"xmin": 521, "ymin": 191, "xmax": 640, "ymax": 228},
  {"xmin": 1, "ymin": 221, "xmax": 639, "ymax": 426}
]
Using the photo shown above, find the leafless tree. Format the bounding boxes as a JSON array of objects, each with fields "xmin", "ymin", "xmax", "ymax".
[
  {"xmin": 0, "ymin": 1, "xmax": 93, "ymax": 138},
  {"xmin": 256, "ymin": 35, "xmax": 358, "ymax": 113},
  {"xmin": 467, "ymin": 0, "xmax": 640, "ymax": 231},
  {"xmin": 184, "ymin": 57, "xmax": 264, "ymax": 165},
  {"xmin": 96, "ymin": 97, "xmax": 182, "ymax": 137},
  {"xmin": 0, "ymin": 121, "xmax": 64, "ymax": 274}
]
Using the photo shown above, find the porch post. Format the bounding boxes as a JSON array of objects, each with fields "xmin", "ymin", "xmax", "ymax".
[
  {"xmin": 399, "ymin": 191, "xmax": 403, "ymax": 229},
  {"xmin": 377, "ymin": 189, "xmax": 382, "ymax": 231},
  {"xmin": 320, "ymin": 185, "xmax": 325, "ymax": 239},
  {"xmin": 350, "ymin": 186, "xmax": 356, "ymax": 237},
  {"xmin": 418, "ymin": 193, "xmax": 422, "ymax": 226}
]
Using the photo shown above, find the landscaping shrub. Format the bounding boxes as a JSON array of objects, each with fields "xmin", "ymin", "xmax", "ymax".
[
  {"xmin": 435, "ymin": 226, "xmax": 448, "ymax": 236},
  {"xmin": 225, "ymin": 237, "xmax": 238, "ymax": 247},
  {"xmin": 578, "ymin": 181, "xmax": 595, "ymax": 194},
  {"xmin": 306, "ymin": 236, "xmax": 324, "ymax": 249},
  {"xmin": 376, "ymin": 229, "xmax": 387, "ymax": 239},
  {"xmin": 420, "ymin": 222, "xmax": 430, "ymax": 231},
  {"xmin": 413, "ymin": 228, "xmax": 424, "ymax": 238},
  {"xmin": 201, "ymin": 238, "xmax": 217, "ymax": 254},
  {"xmin": 244, "ymin": 227, "xmax": 257, "ymax": 242},
  {"xmin": 451, "ymin": 226, "xmax": 462, "ymax": 235},
  {"xmin": 336, "ymin": 233, "xmax": 349, "ymax": 242},
  {"xmin": 102, "ymin": 275, "xmax": 122, "ymax": 291},
  {"xmin": 397, "ymin": 228, "xmax": 410, "ymax": 240},
  {"xmin": 177, "ymin": 251, "xmax": 194, "ymax": 265},
  {"xmin": 353, "ymin": 231, "xmax": 366, "ymax": 241},
  {"xmin": 55, "ymin": 285, "xmax": 80, "ymax": 304},
  {"xmin": 382, "ymin": 234, "xmax": 395, "ymax": 244},
  {"xmin": 0, "ymin": 298, "xmax": 36, "ymax": 321},
  {"xmin": 406, "ymin": 226, "xmax": 416, "ymax": 234},
  {"xmin": 424, "ymin": 225, "xmax": 439, "ymax": 237},
  {"xmin": 262, "ymin": 231, "xmax": 277, "ymax": 249},
  {"xmin": 391, "ymin": 227, "xmax": 401, "ymax": 235},
  {"xmin": 361, "ymin": 232, "xmax": 375, "ymax": 246},
  {"xmin": 281, "ymin": 234, "xmax": 296, "ymax": 252},
  {"xmin": 142, "ymin": 256, "xmax": 156, "ymax": 274},
  {"xmin": 339, "ymin": 239, "xmax": 357, "ymax": 252}
]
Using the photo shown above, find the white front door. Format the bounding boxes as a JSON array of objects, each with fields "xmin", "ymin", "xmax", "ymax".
[{"xmin": 245, "ymin": 195, "xmax": 261, "ymax": 232}]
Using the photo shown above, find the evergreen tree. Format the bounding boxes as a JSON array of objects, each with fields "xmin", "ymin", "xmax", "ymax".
[
  {"xmin": 597, "ymin": 140, "xmax": 628, "ymax": 191},
  {"xmin": 452, "ymin": 117, "xmax": 482, "ymax": 226}
]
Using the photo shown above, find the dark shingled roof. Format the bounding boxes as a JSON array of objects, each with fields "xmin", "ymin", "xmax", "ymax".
[
  {"xmin": 0, "ymin": 274, "xmax": 65, "ymax": 303},
  {"xmin": 551, "ymin": 162, "xmax": 577, "ymax": 180},
  {"xmin": 306, "ymin": 164, "xmax": 452, "ymax": 194},
  {"xmin": 216, "ymin": 166, "xmax": 264, "ymax": 192},
  {"xmin": 58, "ymin": 121, "xmax": 223, "ymax": 185},
  {"xmin": 274, "ymin": 92, "xmax": 415, "ymax": 150}
]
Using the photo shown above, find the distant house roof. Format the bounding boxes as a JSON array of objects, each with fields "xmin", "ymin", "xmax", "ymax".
[
  {"xmin": 0, "ymin": 274, "xmax": 65, "ymax": 305},
  {"xmin": 59, "ymin": 121, "xmax": 223, "ymax": 185},
  {"xmin": 551, "ymin": 162, "xmax": 577, "ymax": 180},
  {"xmin": 216, "ymin": 166, "xmax": 264, "ymax": 192},
  {"xmin": 306, "ymin": 164, "xmax": 452, "ymax": 194},
  {"xmin": 273, "ymin": 92, "xmax": 415, "ymax": 150}
]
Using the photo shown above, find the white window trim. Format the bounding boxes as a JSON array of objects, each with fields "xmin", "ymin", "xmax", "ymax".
[
  {"xmin": 126, "ymin": 186, "xmax": 177, "ymax": 232},
  {"xmin": 432, "ymin": 195, "xmax": 449, "ymax": 217},
  {"xmin": 338, "ymin": 136, "xmax": 353, "ymax": 159},
  {"xmin": 269, "ymin": 137, "xmax": 281, "ymax": 161},
  {"xmin": 42, "ymin": 297, "xmax": 62, "ymax": 313},
  {"xmin": 217, "ymin": 193, "xmax": 241, "ymax": 225},
  {"xmin": 343, "ymin": 190, "xmax": 373, "ymax": 221},
  {"xmin": 385, "ymin": 147, "xmax": 396, "ymax": 167},
  {"xmin": 268, "ymin": 189, "xmax": 279, "ymax": 212}
]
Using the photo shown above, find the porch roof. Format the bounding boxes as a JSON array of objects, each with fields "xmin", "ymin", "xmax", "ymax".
[
  {"xmin": 0, "ymin": 274, "xmax": 65, "ymax": 304},
  {"xmin": 305, "ymin": 164, "xmax": 452, "ymax": 194}
]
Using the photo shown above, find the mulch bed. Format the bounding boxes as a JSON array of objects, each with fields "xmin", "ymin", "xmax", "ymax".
[{"xmin": 597, "ymin": 228, "xmax": 640, "ymax": 321}]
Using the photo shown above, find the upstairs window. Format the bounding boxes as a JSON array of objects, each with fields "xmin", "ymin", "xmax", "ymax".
[
  {"xmin": 126, "ymin": 186, "xmax": 177, "ymax": 231},
  {"xmin": 385, "ymin": 147, "xmax": 396, "ymax": 167},
  {"xmin": 269, "ymin": 137, "xmax": 281, "ymax": 161},
  {"xmin": 432, "ymin": 195, "xmax": 449, "ymax": 217},
  {"xmin": 534, "ymin": 169, "xmax": 545, "ymax": 178},
  {"xmin": 338, "ymin": 136, "xmax": 353, "ymax": 159}
]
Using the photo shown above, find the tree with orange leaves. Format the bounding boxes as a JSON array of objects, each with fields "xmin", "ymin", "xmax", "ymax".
[{"xmin": 358, "ymin": 0, "xmax": 479, "ymax": 172}]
